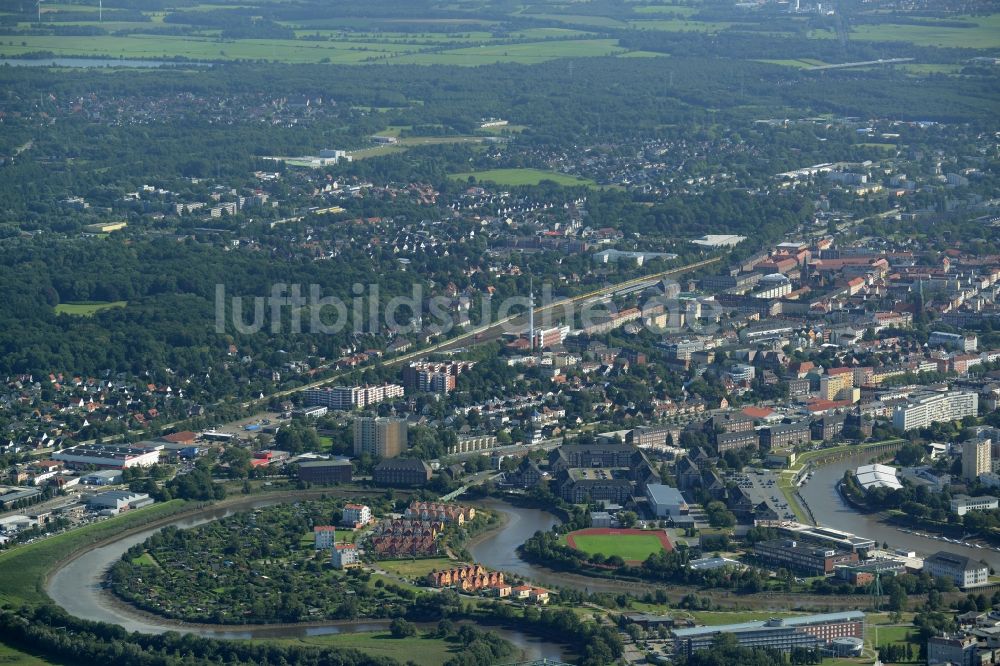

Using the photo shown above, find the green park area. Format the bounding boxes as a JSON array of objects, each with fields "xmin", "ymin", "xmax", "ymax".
[
  {"xmin": 54, "ymin": 300, "xmax": 127, "ymax": 316},
  {"xmin": 452, "ymin": 168, "xmax": 597, "ymax": 188},
  {"xmin": 377, "ymin": 556, "xmax": 455, "ymax": 579}
]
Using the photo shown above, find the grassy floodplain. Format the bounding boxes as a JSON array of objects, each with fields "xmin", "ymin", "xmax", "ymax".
[
  {"xmin": 272, "ymin": 632, "xmax": 459, "ymax": 666},
  {"xmin": 0, "ymin": 642, "xmax": 71, "ymax": 666},
  {"xmin": 0, "ymin": 499, "xmax": 190, "ymax": 605}
]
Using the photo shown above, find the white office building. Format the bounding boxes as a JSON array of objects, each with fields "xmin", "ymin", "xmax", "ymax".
[
  {"xmin": 924, "ymin": 551, "xmax": 989, "ymax": 588},
  {"xmin": 928, "ymin": 331, "xmax": 977, "ymax": 352},
  {"xmin": 949, "ymin": 495, "xmax": 999, "ymax": 516}
]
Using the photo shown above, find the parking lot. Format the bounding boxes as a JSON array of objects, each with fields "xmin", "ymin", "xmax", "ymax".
[{"xmin": 727, "ymin": 468, "xmax": 797, "ymax": 521}]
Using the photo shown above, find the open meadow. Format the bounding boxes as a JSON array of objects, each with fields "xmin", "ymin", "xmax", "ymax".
[
  {"xmin": 54, "ymin": 300, "xmax": 127, "ymax": 316},
  {"xmin": 452, "ymin": 168, "xmax": 597, "ymax": 188}
]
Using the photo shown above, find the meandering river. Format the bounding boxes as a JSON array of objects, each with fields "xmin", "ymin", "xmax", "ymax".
[
  {"xmin": 45, "ymin": 499, "xmax": 566, "ymax": 660},
  {"xmin": 51, "ymin": 475, "xmax": 937, "ymax": 650},
  {"xmin": 52, "ymin": 466, "xmax": 966, "ymax": 658}
]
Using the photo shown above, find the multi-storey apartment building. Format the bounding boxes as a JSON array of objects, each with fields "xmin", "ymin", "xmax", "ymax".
[
  {"xmin": 892, "ymin": 391, "xmax": 978, "ymax": 431},
  {"xmin": 304, "ymin": 384, "xmax": 404, "ymax": 410}
]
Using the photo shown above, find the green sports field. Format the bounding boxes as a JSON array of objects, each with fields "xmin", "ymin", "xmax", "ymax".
[{"xmin": 565, "ymin": 529, "xmax": 671, "ymax": 562}]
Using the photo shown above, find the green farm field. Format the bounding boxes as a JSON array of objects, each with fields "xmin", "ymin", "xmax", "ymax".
[
  {"xmin": 0, "ymin": 34, "xmax": 415, "ymax": 63},
  {"xmin": 618, "ymin": 50, "xmax": 668, "ymax": 58},
  {"xmin": 6, "ymin": 2, "xmax": 997, "ymax": 67},
  {"xmin": 386, "ymin": 39, "xmax": 625, "ymax": 65},
  {"xmin": 0, "ymin": 24, "xmax": 624, "ymax": 65},
  {"xmin": 756, "ymin": 58, "xmax": 829, "ymax": 69},
  {"xmin": 810, "ymin": 14, "xmax": 1000, "ymax": 49},
  {"xmin": 627, "ymin": 18, "xmax": 733, "ymax": 32},
  {"xmin": 452, "ymin": 168, "xmax": 597, "ymax": 187}
]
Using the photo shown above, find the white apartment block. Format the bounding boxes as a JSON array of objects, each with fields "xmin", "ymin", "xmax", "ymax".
[
  {"xmin": 304, "ymin": 384, "xmax": 404, "ymax": 410},
  {"xmin": 342, "ymin": 504, "xmax": 372, "ymax": 527},
  {"xmin": 331, "ymin": 543, "xmax": 359, "ymax": 569},
  {"xmin": 314, "ymin": 526, "xmax": 336, "ymax": 550},
  {"xmin": 892, "ymin": 391, "xmax": 978, "ymax": 431}
]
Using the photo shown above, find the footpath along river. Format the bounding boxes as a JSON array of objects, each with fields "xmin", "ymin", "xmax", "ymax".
[
  {"xmin": 45, "ymin": 498, "xmax": 566, "ymax": 660},
  {"xmin": 799, "ymin": 453, "xmax": 1000, "ymax": 569}
]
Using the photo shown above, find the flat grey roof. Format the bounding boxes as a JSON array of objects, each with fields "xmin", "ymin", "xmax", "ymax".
[
  {"xmin": 673, "ymin": 611, "xmax": 865, "ymax": 638},
  {"xmin": 646, "ymin": 484, "xmax": 686, "ymax": 505}
]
